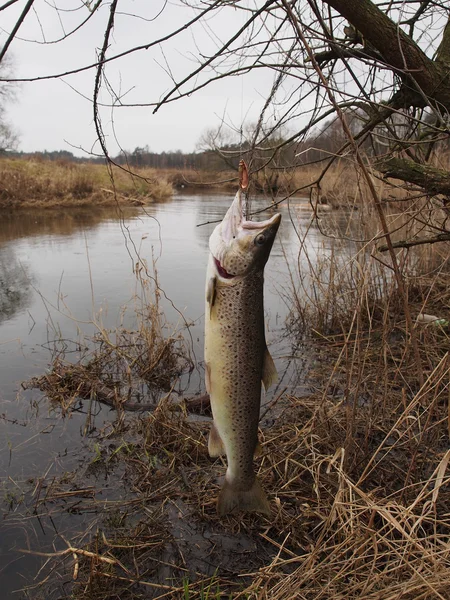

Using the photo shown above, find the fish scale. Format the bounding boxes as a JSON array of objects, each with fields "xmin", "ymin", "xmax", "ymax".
[{"xmin": 212, "ymin": 273, "xmax": 263, "ymax": 480}]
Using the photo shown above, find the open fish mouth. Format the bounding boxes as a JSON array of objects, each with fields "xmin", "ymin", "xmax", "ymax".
[
  {"xmin": 214, "ymin": 257, "xmax": 235, "ymax": 279},
  {"xmin": 209, "ymin": 188, "xmax": 281, "ymax": 278},
  {"xmin": 220, "ymin": 188, "xmax": 281, "ymax": 243}
]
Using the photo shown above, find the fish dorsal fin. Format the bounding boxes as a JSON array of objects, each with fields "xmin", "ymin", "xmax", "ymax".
[
  {"xmin": 208, "ymin": 421, "xmax": 226, "ymax": 457},
  {"xmin": 262, "ymin": 347, "xmax": 278, "ymax": 391}
]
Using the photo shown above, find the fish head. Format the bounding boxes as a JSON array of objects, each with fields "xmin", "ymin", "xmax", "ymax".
[{"xmin": 209, "ymin": 189, "xmax": 281, "ymax": 279}]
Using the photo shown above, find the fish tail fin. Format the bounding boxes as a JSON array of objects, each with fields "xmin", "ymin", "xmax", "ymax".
[{"xmin": 217, "ymin": 477, "xmax": 270, "ymax": 516}]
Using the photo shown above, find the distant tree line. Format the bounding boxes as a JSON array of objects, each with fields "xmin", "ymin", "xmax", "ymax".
[
  {"xmin": 4, "ymin": 111, "xmax": 449, "ymax": 173},
  {"xmin": 4, "ymin": 146, "xmax": 223, "ymax": 170}
]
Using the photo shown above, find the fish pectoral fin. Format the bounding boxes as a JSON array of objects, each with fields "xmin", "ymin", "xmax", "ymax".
[
  {"xmin": 217, "ymin": 476, "xmax": 270, "ymax": 516},
  {"xmin": 262, "ymin": 347, "xmax": 278, "ymax": 391},
  {"xmin": 208, "ymin": 421, "xmax": 226, "ymax": 457},
  {"xmin": 206, "ymin": 276, "xmax": 217, "ymax": 315},
  {"xmin": 254, "ymin": 441, "xmax": 263, "ymax": 458},
  {"xmin": 205, "ymin": 362, "xmax": 211, "ymax": 394}
]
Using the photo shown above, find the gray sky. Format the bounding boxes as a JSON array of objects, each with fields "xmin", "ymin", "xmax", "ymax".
[
  {"xmin": 1, "ymin": 1, "xmax": 276, "ymax": 157},
  {"xmin": 2, "ymin": 2, "xmax": 446, "ymax": 159}
]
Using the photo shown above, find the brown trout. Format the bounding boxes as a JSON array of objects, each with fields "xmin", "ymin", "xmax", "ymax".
[{"xmin": 204, "ymin": 177, "xmax": 281, "ymax": 516}]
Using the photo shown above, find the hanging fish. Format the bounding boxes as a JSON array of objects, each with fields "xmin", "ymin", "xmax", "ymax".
[{"xmin": 204, "ymin": 162, "xmax": 281, "ymax": 516}]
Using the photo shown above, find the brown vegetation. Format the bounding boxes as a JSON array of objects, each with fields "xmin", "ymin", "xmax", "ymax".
[
  {"xmin": 0, "ymin": 152, "xmax": 429, "ymax": 211},
  {"xmin": 0, "ymin": 154, "xmax": 410, "ymax": 211},
  {"xmin": 0, "ymin": 158, "xmax": 174, "ymax": 208},
  {"xmin": 19, "ymin": 353, "xmax": 450, "ymax": 599}
]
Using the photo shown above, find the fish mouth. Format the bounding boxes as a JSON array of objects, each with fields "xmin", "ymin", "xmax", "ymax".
[
  {"xmin": 209, "ymin": 189, "xmax": 281, "ymax": 276},
  {"xmin": 214, "ymin": 257, "xmax": 235, "ymax": 279},
  {"xmin": 223, "ymin": 189, "xmax": 281, "ymax": 242}
]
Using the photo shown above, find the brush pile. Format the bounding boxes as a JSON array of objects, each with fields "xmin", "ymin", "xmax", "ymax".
[{"xmin": 25, "ymin": 262, "xmax": 193, "ymax": 416}]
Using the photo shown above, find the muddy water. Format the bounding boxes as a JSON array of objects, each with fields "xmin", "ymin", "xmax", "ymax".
[{"xmin": 0, "ymin": 194, "xmax": 342, "ymax": 597}]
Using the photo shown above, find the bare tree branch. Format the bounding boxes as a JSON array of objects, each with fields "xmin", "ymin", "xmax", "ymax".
[
  {"xmin": 322, "ymin": 0, "xmax": 450, "ymax": 110},
  {"xmin": 0, "ymin": 0, "xmax": 35, "ymax": 63},
  {"xmin": 377, "ymin": 157, "xmax": 450, "ymax": 196},
  {"xmin": 378, "ymin": 232, "xmax": 450, "ymax": 252}
]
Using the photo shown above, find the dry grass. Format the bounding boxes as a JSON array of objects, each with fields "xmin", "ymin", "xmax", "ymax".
[
  {"xmin": 17, "ymin": 375, "xmax": 450, "ymax": 599},
  {"xmin": 0, "ymin": 158, "xmax": 174, "ymax": 208},
  {"xmin": 19, "ymin": 274, "xmax": 450, "ymax": 600},
  {"xmin": 0, "ymin": 156, "xmax": 406, "ymax": 210},
  {"xmin": 271, "ymin": 189, "xmax": 450, "ymax": 598}
]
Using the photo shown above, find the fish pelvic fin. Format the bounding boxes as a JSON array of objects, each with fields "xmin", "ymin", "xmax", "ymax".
[
  {"xmin": 208, "ymin": 421, "xmax": 226, "ymax": 457},
  {"xmin": 262, "ymin": 347, "xmax": 278, "ymax": 391},
  {"xmin": 217, "ymin": 477, "xmax": 270, "ymax": 516}
]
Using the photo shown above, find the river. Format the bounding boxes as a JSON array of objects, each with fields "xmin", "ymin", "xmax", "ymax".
[{"xmin": 0, "ymin": 193, "xmax": 342, "ymax": 597}]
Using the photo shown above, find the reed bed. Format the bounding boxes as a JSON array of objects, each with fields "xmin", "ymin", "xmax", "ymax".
[
  {"xmin": 16, "ymin": 376, "xmax": 450, "ymax": 599},
  {"xmin": 0, "ymin": 158, "xmax": 173, "ymax": 207},
  {"xmin": 0, "ymin": 155, "xmax": 405, "ymax": 210}
]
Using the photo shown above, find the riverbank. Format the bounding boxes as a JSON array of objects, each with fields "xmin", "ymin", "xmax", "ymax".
[
  {"xmin": 0, "ymin": 158, "xmax": 177, "ymax": 208},
  {"xmin": 13, "ymin": 284, "xmax": 450, "ymax": 599},
  {"xmin": 0, "ymin": 156, "xmax": 391, "ymax": 209}
]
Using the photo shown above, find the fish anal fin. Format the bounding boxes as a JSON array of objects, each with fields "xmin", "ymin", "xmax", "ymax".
[
  {"xmin": 208, "ymin": 421, "xmax": 225, "ymax": 457},
  {"xmin": 217, "ymin": 477, "xmax": 270, "ymax": 516},
  {"xmin": 262, "ymin": 347, "xmax": 278, "ymax": 391}
]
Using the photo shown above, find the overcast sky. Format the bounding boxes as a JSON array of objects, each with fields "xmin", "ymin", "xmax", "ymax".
[{"xmin": 1, "ymin": 0, "xmax": 278, "ymax": 157}]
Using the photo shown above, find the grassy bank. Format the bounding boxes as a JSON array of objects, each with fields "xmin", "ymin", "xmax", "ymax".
[
  {"xmin": 0, "ymin": 155, "xmax": 400, "ymax": 209},
  {"xmin": 0, "ymin": 158, "xmax": 174, "ymax": 208}
]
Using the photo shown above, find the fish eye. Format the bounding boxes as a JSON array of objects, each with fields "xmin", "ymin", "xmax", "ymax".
[{"xmin": 255, "ymin": 233, "xmax": 266, "ymax": 246}]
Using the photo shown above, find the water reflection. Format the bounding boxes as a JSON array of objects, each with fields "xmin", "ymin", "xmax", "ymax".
[
  {"xmin": 0, "ymin": 207, "xmax": 142, "ymax": 325},
  {"xmin": 0, "ymin": 246, "xmax": 32, "ymax": 323},
  {"xmin": 0, "ymin": 207, "xmax": 140, "ymax": 244}
]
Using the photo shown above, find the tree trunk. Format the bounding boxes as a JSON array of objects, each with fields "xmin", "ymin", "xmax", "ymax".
[{"xmin": 321, "ymin": 0, "xmax": 450, "ymax": 111}]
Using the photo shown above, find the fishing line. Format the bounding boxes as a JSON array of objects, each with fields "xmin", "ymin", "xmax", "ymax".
[{"xmin": 239, "ymin": 5, "xmax": 251, "ymax": 221}]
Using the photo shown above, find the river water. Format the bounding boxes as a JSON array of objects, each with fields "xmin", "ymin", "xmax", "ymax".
[{"xmin": 0, "ymin": 193, "xmax": 342, "ymax": 597}]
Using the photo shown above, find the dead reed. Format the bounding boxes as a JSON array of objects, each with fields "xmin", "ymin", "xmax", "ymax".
[
  {"xmin": 0, "ymin": 155, "xmax": 399, "ymax": 210},
  {"xmin": 0, "ymin": 158, "xmax": 173, "ymax": 208},
  {"xmin": 17, "ymin": 377, "xmax": 450, "ymax": 599}
]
